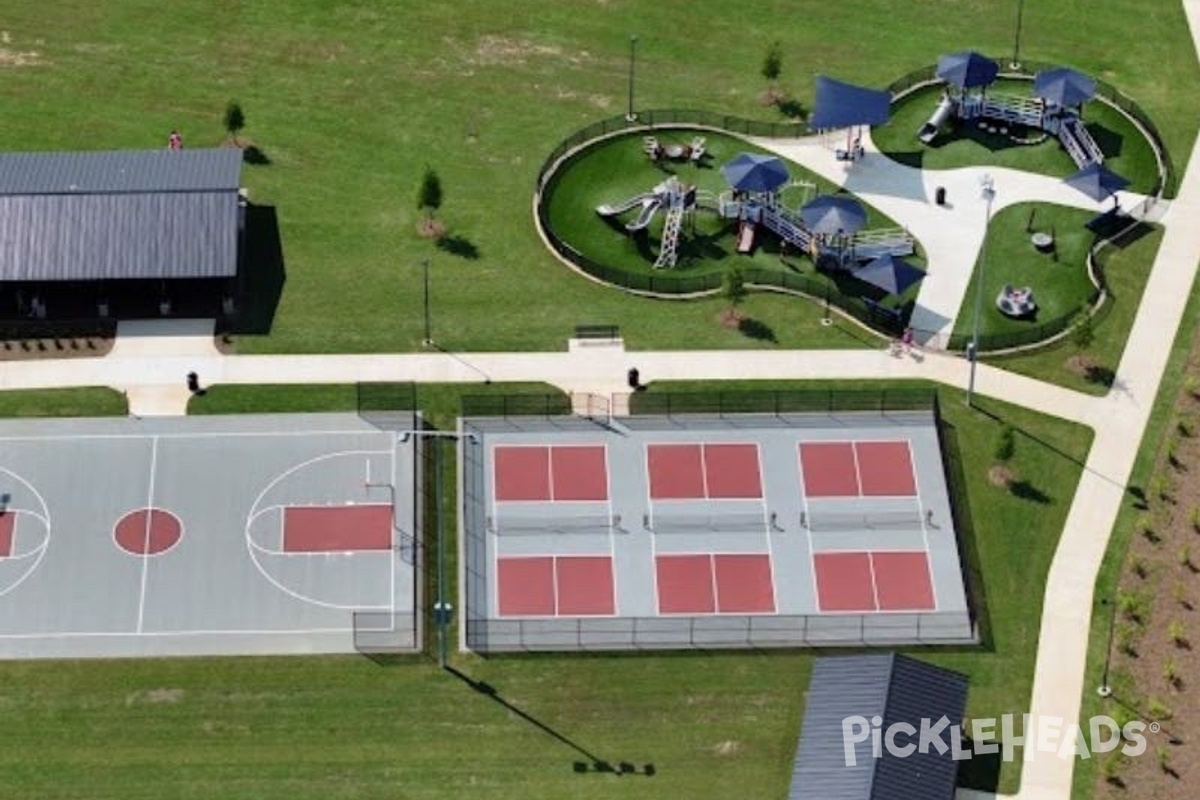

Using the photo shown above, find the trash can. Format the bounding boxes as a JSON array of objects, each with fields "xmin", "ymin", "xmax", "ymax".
[
  {"xmin": 186, "ymin": 372, "xmax": 200, "ymax": 393},
  {"xmin": 627, "ymin": 368, "xmax": 640, "ymax": 389},
  {"xmin": 935, "ymin": 186, "xmax": 947, "ymax": 206}
]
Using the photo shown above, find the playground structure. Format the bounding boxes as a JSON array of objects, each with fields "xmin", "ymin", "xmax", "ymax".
[
  {"xmin": 918, "ymin": 57, "xmax": 1105, "ymax": 170},
  {"xmin": 596, "ymin": 177, "xmax": 697, "ymax": 269}
]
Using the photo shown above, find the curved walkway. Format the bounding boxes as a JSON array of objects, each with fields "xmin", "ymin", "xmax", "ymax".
[{"xmin": 2, "ymin": 18, "xmax": 1199, "ymax": 800}]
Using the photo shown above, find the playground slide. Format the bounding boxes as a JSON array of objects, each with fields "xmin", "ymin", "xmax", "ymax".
[
  {"xmin": 596, "ymin": 192, "xmax": 658, "ymax": 217},
  {"xmin": 736, "ymin": 221, "xmax": 756, "ymax": 254},
  {"xmin": 625, "ymin": 198, "xmax": 663, "ymax": 232},
  {"xmin": 918, "ymin": 95, "xmax": 956, "ymax": 144}
]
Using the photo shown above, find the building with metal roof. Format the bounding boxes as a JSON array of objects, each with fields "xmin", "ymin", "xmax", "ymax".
[
  {"xmin": 789, "ymin": 653, "xmax": 969, "ymax": 800},
  {"xmin": 0, "ymin": 149, "xmax": 243, "ymax": 287}
]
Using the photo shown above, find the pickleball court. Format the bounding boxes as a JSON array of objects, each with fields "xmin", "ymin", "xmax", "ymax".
[{"xmin": 460, "ymin": 410, "xmax": 975, "ymax": 652}]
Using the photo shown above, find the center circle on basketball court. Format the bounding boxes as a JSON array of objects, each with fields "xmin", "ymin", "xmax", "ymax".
[{"xmin": 113, "ymin": 508, "xmax": 183, "ymax": 556}]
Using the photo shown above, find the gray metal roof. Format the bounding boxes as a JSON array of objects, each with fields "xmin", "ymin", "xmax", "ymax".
[
  {"xmin": 790, "ymin": 654, "xmax": 968, "ymax": 800},
  {"xmin": 0, "ymin": 192, "xmax": 239, "ymax": 281},
  {"xmin": 0, "ymin": 149, "xmax": 242, "ymax": 196}
]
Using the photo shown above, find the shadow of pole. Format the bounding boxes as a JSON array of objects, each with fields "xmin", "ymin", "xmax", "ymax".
[{"xmin": 444, "ymin": 665, "xmax": 655, "ymax": 776}]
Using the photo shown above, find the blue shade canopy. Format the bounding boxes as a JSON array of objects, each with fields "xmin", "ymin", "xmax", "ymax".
[
  {"xmin": 1064, "ymin": 162, "xmax": 1129, "ymax": 201},
  {"xmin": 1033, "ymin": 67, "xmax": 1096, "ymax": 106},
  {"xmin": 853, "ymin": 253, "xmax": 925, "ymax": 295},
  {"xmin": 720, "ymin": 152, "xmax": 790, "ymax": 193},
  {"xmin": 810, "ymin": 76, "xmax": 892, "ymax": 129},
  {"xmin": 936, "ymin": 51, "xmax": 999, "ymax": 89},
  {"xmin": 800, "ymin": 194, "xmax": 868, "ymax": 235}
]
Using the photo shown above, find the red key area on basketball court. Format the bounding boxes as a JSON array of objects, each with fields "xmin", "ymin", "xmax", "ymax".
[
  {"xmin": 282, "ymin": 505, "xmax": 394, "ymax": 553},
  {"xmin": 647, "ymin": 443, "xmax": 762, "ymax": 499},
  {"xmin": 799, "ymin": 440, "xmax": 917, "ymax": 497},
  {"xmin": 655, "ymin": 553, "xmax": 776, "ymax": 614},
  {"xmin": 0, "ymin": 512, "xmax": 13, "ymax": 558},
  {"xmin": 494, "ymin": 445, "xmax": 609, "ymax": 502},
  {"xmin": 496, "ymin": 555, "xmax": 615, "ymax": 616},
  {"xmin": 812, "ymin": 550, "xmax": 935, "ymax": 612}
]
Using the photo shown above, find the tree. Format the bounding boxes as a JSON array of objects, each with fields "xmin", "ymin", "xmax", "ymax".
[
  {"xmin": 724, "ymin": 266, "xmax": 747, "ymax": 309},
  {"xmin": 1072, "ymin": 311, "xmax": 1095, "ymax": 351},
  {"xmin": 993, "ymin": 425, "xmax": 1015, "ymax": 462},
  {"xmin": 761, "ymin": 41, "xmax": 782, "ymax": 85},
  {"xmin": 416, "ymin": 166, "xmax": 445, "ymax": 239},
  {"xmin": 224, "ymin": 101, "xmax": 246, "ymax": 146}
]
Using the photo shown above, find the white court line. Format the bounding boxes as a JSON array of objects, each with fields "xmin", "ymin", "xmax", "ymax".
[
  {"xmin": 245, "ymin": 449, "xmax": 401, "ymax": 611},
  {"xmin": 646, "ymin": 444, "xmax": 662, "ymax": 614},
  {"xmin": 849, "ymin": 441, "xmax": 864, "ymax": 496},
  {"xmin": 0, "ymin": 429, "xmax": 394, "ymax": 444},
  {"xmin": 756, "ymin": 443, "xmax": 779, "ymax": 613},
  {"xmin": 906, "ymin": 439, "xmax": 941, "ymax": 611},
  {"xmin": 135, "ymin": 436, "xmax": 159, "ymax": 634},
  {"xmin": 866, "ymin": 551, "xmax": 882, "ymax": 612},
  {"xmin": 605, "ymin": 444, "xmax": 617, "ymax": 614},
  {"xmin": 795, "ymin": 441, "xmax": 821, "ymax": 608},
  {"xmin": 0, "ymin": 626, "xmax": 365, "ymax": 640},
  {"xmin": 546, "ymin": 446, "xmax": 555, "ymax": 502},
  {"xmin": 551, "ymin": 555, "xmax": 561, "ymax": 616},
  {"xmin": 707, "ymin": 554, "xmax": 719, "ymax": 613},
  {"xmin": 698, "ymin": 443, "xmax": 710, "ymax": 499},
  {"xmin": 390, "ymin": 444, "xmax": 398, "ymax": 617}
]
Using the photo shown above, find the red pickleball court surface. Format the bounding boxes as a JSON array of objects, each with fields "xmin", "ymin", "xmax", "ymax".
[
  {"xmin": 494, "ymin": 445, "xmax": 609, "ymax": 502},
  {"xmin": 0, "ymin": 513, "xmax": 13, "ymax": 558},
  {"xmin": 282, "ymin": 505, "xmax": 393, "ymax": 553},
  {"xmin": 855, "ymin": 441, "xmax": 917, "ymax": 496},
  {"xmin": 813, "ymin": 551, "xmax": 935, "ymax": 612},
  {"xmin": 655, "ymin": 553, "xmax": 775, "ymax": 614},
  {"xmin": 799, "ymin": 442, "xmax": 859, "ymax": 497},
  {"xmin": 647, "ymin": 443, "xmax": 762, "ymax": 500},
  {"xmin": 496, "ymin": 555, "xmax": 615, "ymax": 616}
]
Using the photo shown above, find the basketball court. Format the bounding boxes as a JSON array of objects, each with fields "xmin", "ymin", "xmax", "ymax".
[
  {"xmin": 0, "ymin": 413, "xmax": 420, "ymax": 659},
  {"xmin": 460, "ymin": 410, "xmax": 975, "ymax": 652}
]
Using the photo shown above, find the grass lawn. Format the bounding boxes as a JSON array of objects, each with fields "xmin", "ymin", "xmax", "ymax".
[
  {"xmin": 0, "ymin": 1, "xmax": 1193, "ymax": 354},
  {"xmin": 875, "ymin": 81, "xmax": 1163, "ymax": 195},
  {"xmin": 2, "ymin": 378, "xmax": 1090, "ymax": 797},
  {"xmin": 949, "ymin": 203, "xmax": 1101, "ymax": 347},
  {"xmin": 993, "ymin": 224, "xmax": 1163, "ymax": 395},
  {"xmin": 0, "ymin": 387, "xmax": 127, "ymax": 417}
]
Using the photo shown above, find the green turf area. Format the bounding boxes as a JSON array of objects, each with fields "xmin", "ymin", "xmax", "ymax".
[
  {"xmin": 949, "ymin": 203, "xmax": 1102, "ymax": 348},
  {"xmin": 2, "ymin": 379, "xmax": 1089, "ymax": 797},
  {"xmin": 1, "ymin": 1, "xmax": 1193, "ymax": 354},
  {"xmin": 545, "ymin": 130, "xmax": 920, "ymax": 273},
  {"xmin": 992, "ymin": 224, "xmax": 1163, "ymax": 395},
  {"xmin": 0, "ymin": 387, "xmax": 127, "ymax": 417},
  {"xmin": 874, "ymin": 82, "xmax": 1162, "ymax": 195}
]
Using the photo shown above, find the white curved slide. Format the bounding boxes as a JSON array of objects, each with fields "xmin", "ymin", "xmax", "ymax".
[{"xmin": 596, "ymin": 192, "xmax": 658, "ymax": 217}]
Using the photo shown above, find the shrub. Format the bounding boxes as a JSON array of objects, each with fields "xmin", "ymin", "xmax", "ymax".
[
  {"xmin": 1157, "ymin": 745, "xmax": 1172, "ymax": 772},
  {"xmin": 1173, "ymin": 581, "xmax": 1191, "ymax": 608},
  {"xmin": 1167, "ymin": 436, "xmax": 1182, "ymax": 468},
  {"xmin": 1136, "ymin": 515, "xmax": 1158, "ymax": 544},
  {"xmin": 1178, "ymin": 544, "xmax": 1192, "ymax": 568},
  {"xmin": 1163, "ymin": 657, "xmax": 1180, "ymax": 688},
  {"xmin": 1130, "ymin": 555, "xmax": 1149, "ymax": 578},
  {"xmin": 1168, "ymin": 619, "xmax": 1188, "ymax": 647},
  {"xmin": 1186, "ymin": 375, "xmax": 1200, "ymax": 399},
  {"xmin": 1178, "ymin": 416, "xmax": 1196, "ymax": 437},
  {"xmin": 1150, "ymin": 472, "xmax": 1172, "ymax": 502},
  {"xmin": 1116, "ymin": 624, "xmax": 1138, "ymax": 656},
  {"xmin": 994, "ymin": 425, "xmax": 1016, "ymax": 462},
  {"xmin": 1190, "ymin": 505, "xmax": 1200, "ymax": 533},
  {"xmin": 1118, "ymin": 591, "xmax": 1144, "ymax": 624},
  {"xmin": 1147, "ymin": 697, "xmax": 1173, "ymax": 720}
]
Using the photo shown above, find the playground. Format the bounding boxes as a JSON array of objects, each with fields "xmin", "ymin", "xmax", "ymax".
[{"xmin": 542, "ymin": 128, "xmax": 927, "ymax": 321}]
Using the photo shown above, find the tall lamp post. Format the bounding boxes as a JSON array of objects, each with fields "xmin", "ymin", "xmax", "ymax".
[
  {"xmin": 626, "ymin": 35, "xmax": 638, "ymax": 122},
  {"xmin": 968, "ymin": 175, "xmax": 995, "ymax": 407},
  {"xmin": 421, "ymin": 257, "xmax": 432, "ymax": 347},
  {"xmin": 1012, "ymin": 0, "xmax": 1027, "ymax": 70}
]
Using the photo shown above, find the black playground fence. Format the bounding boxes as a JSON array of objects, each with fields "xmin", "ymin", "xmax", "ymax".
[
  {"xmin": 460, "ymin": 392, "xmax": 573, "ymax": 419},
  {"xmin": 628, "ymin": 386, "xmax": 938, "ymax": 417},
  {"xmin": 355, "ymin": 381, "xmax": 417, "ymax": 413}
]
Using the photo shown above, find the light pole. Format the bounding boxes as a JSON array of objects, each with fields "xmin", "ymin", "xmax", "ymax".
[
  {"xmin": 1098, "ymin": 597, "xmax": 1118, "ymax": 697},
  {"xmin": 968, "ymin": 175, "xmax": 995, "ymax": 407},
  {"xmin": 1012, "ymin": 0, "xmax": 1026, "ymax": 70},
  {"xmin": 626, "ymin": 35, "xmax": 638, "ymax": 122},
  {"xmin": 421, "ymin": 258, "xmax": 431, "ymax": 347}
]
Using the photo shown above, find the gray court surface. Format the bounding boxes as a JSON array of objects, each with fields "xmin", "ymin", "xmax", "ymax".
[
  {"xmin": 0, "ymin": 413, "xmax": 420, "ymax": 659},
  {"xmin": 460, "ymin": 411, "xmax": 976, "ymax": 653}
]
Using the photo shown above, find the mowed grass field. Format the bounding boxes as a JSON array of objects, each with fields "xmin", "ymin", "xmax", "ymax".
[
  {"xmin": 0, "ymin": 1, "xmax": 1194, "ymax": 353},
  {"xmin": 0, "ymin": 380, "xmax": 1091, "ymax": 798}
]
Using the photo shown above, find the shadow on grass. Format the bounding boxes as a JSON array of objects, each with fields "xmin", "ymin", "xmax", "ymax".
[
  {"xmin": 437, "ymin": 234, "xmax": 481, "ymax": 260},
  {"xmin": 1087, "ymin": 123, "xmax": 1124, "ymax": 160},
  {"xmin": 242, "ymin": 145, "xmax": 271, "ymax": 165},
  {"xmin": 738, "ymin": 317, "xmax": 776, "ymax": 342},
  {"xmin": 777, "ymin": 97, "xmax": 805, "ymax": 120},
  {"xmin": 1008, "ymin": 480, "xmax": 1051, "ymax": 504},
  {"xmin": 1086, "ymin": 364, "xmax": 1116, "ymax": 387},
  {"xmin": 446, "ymin": 666, "xmax": 657, "ymax": 777},
  {"xmin": 223, "ymin": 203, "xmax": 285, "ymax": 335},
  {"xmin": 956, "ymin": 736, "xmax": 1002, "ymax": 792}
]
